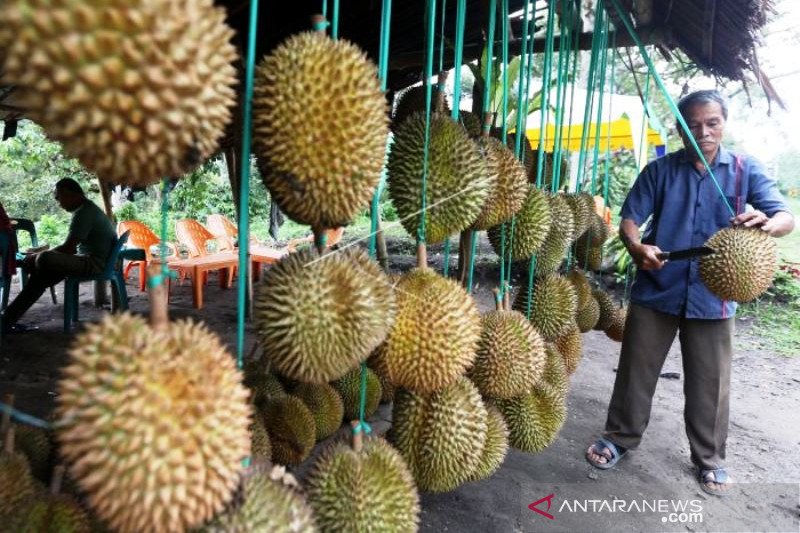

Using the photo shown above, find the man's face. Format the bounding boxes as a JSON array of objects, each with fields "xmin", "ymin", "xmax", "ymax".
[
  {"xmin": 54, "ymin": 188, "xmax": 81, "ymax": 212},
  {"xmin": 680, "ymin": 101, "xmax": 726, "ymax": 162}
]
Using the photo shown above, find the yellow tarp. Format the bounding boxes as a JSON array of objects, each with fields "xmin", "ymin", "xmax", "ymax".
[{"xmin": 518, "ymin": 118, "xmax": 664, "ymax": 152}]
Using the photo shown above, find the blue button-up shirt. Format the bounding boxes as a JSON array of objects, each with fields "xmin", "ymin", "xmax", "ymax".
[{"xmin": 620, "ymin": 146, "xmax": 790, "ymax": 319}]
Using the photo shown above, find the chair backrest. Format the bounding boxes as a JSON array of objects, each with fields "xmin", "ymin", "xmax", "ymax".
[
  {"xmin": 206, "ymin": 214, "xmax": 238, "ymax": 239},
  {"xmin": 326, "ymin": 227, "xmax": 345, "ymax": 248},
  {"xmin": 100, "ymin": 231, "xmax": 130, "ymax": 277},
  {"xmin": 176, "ymin": 219, "xmax": 214, "ymax": 258},
  {"xmin": 10, "ymin": 218, "xmax": 38, "ymax": 247},
  {"xmin": 118, "ymin": 220, "xmax": 159, "ymax": 260}
]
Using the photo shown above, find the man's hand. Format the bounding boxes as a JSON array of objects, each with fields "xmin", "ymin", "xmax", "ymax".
[
  {"xmin": 22, "ymin": 253, "xmax": 37, "ymax": 269},
  {"xmin": 732, "ymin": 210, "xmax": 796, "ymax": 237},
  {"xmin": 731, "ymin": 210, "xmax": 769, "ymax": 230},
  {"xmin": 629, "ymin": 242, "xmax": 666, "ymax": 270}
]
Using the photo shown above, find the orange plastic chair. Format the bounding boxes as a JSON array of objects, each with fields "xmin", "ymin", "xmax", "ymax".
[
  {"xmin": 175, "ymin": 218, "xmax": 235, "ymax": 285},
  {"xmin": 118, "ymin": 220, "xmax": 176, "ymax": 291},
  {"xmin": 287, "ymin": 227, "xmax": 345, "ymax": 252},
  {"xmin": 206, "ymin": 214, "xmax": 238, "ymax": 249}
]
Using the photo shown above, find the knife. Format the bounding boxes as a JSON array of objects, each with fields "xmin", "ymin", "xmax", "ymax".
[{"xmin": 656, "ymin": 246, "xmax": 715, "ymax": 261}]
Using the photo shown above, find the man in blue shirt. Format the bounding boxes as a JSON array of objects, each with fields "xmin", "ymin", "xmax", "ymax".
[{"xmin": 585, "ymin": 90, "xmax": 795, "ymax": 495}]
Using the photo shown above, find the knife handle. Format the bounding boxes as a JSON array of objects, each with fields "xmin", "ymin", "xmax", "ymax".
[{"xmin": 656, "ymin": 252, "xmax": 669, "ymax": 260}]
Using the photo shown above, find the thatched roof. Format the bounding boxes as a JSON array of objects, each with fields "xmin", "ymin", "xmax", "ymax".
[{"xmin": 0, "ymin": 0, "xmax": 777, "ymax": 124}]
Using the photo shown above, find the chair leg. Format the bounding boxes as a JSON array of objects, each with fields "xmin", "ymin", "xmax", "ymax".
[
  {"xmin": 1, "ymin": 279, "xmax": 9, "ymax": 310},
  {"xmin": 49, "ymin": 285, "xmax": 57, "ymax": 305},
  {"xmin": 64, "ymin": 280, "xmax": 74, "ymax": 332},
  {"xmin": 113, "ymin": 274, "xmax": 129, "ymax": 312},
  {"xmin": 138, "ymin": 261, "xmax": 147, "ymax": 292}
]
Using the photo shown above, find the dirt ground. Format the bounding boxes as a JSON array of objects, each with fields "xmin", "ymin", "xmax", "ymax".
[{"xmin": 1, "ymin": 235, "xmax": 798, "ymax": 532}]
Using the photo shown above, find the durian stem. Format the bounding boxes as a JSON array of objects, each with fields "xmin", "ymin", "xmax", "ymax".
[
  {"xmin": 3, "ymin": 425, "xmax": 14, "ymax": 454},
  {"xmin": 350, "ymin": 420, "xmax": 364, "ymax": 452},
  {"xmin": 504, "ymin": 286, "xmax": 511, "ymax": 311},
  {"xmin": 311, "ymin": 14, "xmax": 327, "ymax": 33},
  {"xmin": 436, "ymin": 70, "xmax": 450, "ymax": 113},
  {"xmin": 0, "ymin": 393, "xmax": 13, "ymax": 437},
  {"xmin": 493, "ymin": 288, "xmax": 502, "ymax": 310},
  {"xmin": 50, "ymin": 465, "xmax": 65, "ymax": 496},
  {"xmin": 481, "ymin": 112, "xmax": 495, "ymax": 137},
  {"xmin": 147, "ymin": 263, "xmax": 169, "ymax": 331},
  {"xmin": 416, "ymin": 243, "xmax": 428, "ymax": 269}
]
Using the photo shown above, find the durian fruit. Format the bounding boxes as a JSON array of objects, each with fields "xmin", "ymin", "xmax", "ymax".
[
  {"xmin": 459, "ymin": 110, "xmax": 482, "ymax": 138},
  {"xmin": 254, "ymin": 31, "xmax": 388, "ymax": 228},
  {"xmin": 574, "ymin": 214, "xmax": 610, "ymax": 271},
  {"xmin": 468, "ymin": 406, "xmax": 509, "ymax": 482},
  {"xmin": 487, "ymin": 186, "xmax": 552, "ymax": 260},
  {"xmin": 699, "ymin": 227, "xmax": 779, "ymax": 302},
  {"xmin": 495, "ymin": 383, "xmax": 566, "ymax": 453},
  {"xmin": 541, "ymin": 344, "xmax": 569, "ymax": 403},
  {"xmin": 564, "ymin": 192, "xmax": 594, "ymax": 237},
  {"xmin": 254, "ymin": 247, "xmax": 395, "ymax": 383},
  {"xmin": 293, "ymin": 383, "xmax": 345, "ymax": 442},
  {"xmin": 306, "ymin": 437, "xmax": 420, "ymax": 532},
  {"xmin": 202, "ymin": 464, "xmax": 317, "ymax": 532},
  {"xmin": 507, "ymin": 134, "xmax": 535, "ymax": 178},
  {"xmin": 245, "ymin": 370, "xmax": 286, "ymax": 407},
  {"xmin": 0, "ymin": 0, "xmax": 238, "ymax": 186},
  {"xmin": 13, "ymin": 424, "xmax": 52, "ymax": 482},
  {"xmin": 513, "ymin": 274, "xmax": 577, "ymax": 342},
  {"xmin": 471, "ymin": 137, "xmax": 528, "ymax": 230},
  {"xmin": 367, "ymin": 349, "xmax": 397, "ymax": 403},
  {"xmin": 468, "ymin": 307, "xmax": 546, "ymax": 399},
  {"xmin": 392, "ymin": 85, "xmax": 451, "ymax": 129},
  {"xmin": 388, "ymin": 113, "xmax": 491, "ymax": 244},
  {"xmin": 605, "ymin": 306, "xmax": 627, "ymax": 343},
  {"xmin": 0, "ymin": 427, "xmax": 36, "ymax": 520},
  {"xmin": 331, "ymin": 366, "xmax": 382, "ymax": 422},
  {"xmin": 530, "ymin": 151, "xmax": 569, "ymax": 191},
  {"xmin": 249, "ymin": 417, "xmax": 272, "ymax": 462},
  {"xmin": 575, "ymin": 297, "xmax": 600, "ymax": 333},
  {"xmin": 261, "ymin": 395, "xmax": 316, "ymax": 466},
  {"xmin": 391, "ymin": 377, "xmax": 488, "ymax": 492},
  {"xmin": 554, "ymin": 324, "xmax": 583, "ymax": 375},
  {"xmin": 376, "ymin": 267, "xmax": 481, "ymax": 394},
  {"xmin": 56, "ymin": 314, "xmax": 251, "ymax": 533},
  {"xmin": 592, "ymin": 289, "xmax": 618, "ymax": 331},
  {"xmin": 536, "ymin": 193, "xmax": 577, "ymax": 274},
  {"xmin": 13, "ymin": 465, "xmax": 90, "ymax": 533},
  {"xmin": 567, "ymin": 269, "xmax": 592, "ymax": 308}
]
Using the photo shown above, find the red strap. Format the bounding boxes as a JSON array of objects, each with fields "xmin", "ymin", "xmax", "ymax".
[{"xmin": 734, "ymin": 155, "xmax": 744, "ymax": 215}]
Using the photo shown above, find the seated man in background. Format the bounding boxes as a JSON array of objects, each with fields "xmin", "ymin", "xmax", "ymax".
[
  {"xmin": 1, "ymin": 178, "xmax": 115, "ymax": 332},
  {"xmin": 0, "ymin": 200, "xmax": 17, "ymax": 275}
]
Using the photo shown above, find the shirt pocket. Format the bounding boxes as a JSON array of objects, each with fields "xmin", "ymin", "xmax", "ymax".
[{"xmin": 715, "ymin": 195, "xmax": 744, "ymax": 227}]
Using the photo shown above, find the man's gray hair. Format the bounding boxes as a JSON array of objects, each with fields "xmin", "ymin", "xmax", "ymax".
[{"xmin": 677, "ymin": 89, "xmax": 728, "ymax": 122}]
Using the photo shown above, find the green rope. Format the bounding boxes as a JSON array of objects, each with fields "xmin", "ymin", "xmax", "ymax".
[
  {"xmin": 438, "ymin": 0, "xmax": 447, "ymax": 73},
  {"xmin": 525, "ymin": 255, "xmax": 536, "ymax": 319},
  {"xmin": 589, "ymin": 15, "xmax": 610, "ymax": 197},
  {"xmin": 445, "ymin": 0, "xmax": 466, "ymax": 279},
  {"xmin": 481, "ymin": 0, "xmax": 497, "ymax": 131},
  {"xmin": 322, "ymin": 0, "xmax": 327, "ymax": 22},
  {"xmin": 416, "ymin": 0, "xmax": 438, "ymax": 245},
  {"xmin": 549, "ymin": 0, "xmax": 573, "ymax": 193},
  {"xmin": 637, "ymin": 65, "xmax": 652, "ymax": 168},
  {"xmin": 564, "ymin": 8, "xmax": 581, "ymax": 182},
  {"xmin": 499, "ymin": 0, "xmax": 509, "ymax": 141},
  {"xmin": 146, "ymin": 178, "xmax": 177, "ymax": 289},
  {"xmin": 235, "ymin": 0, "xmax": 260, "ymax": 369},
  {"xmin": 513, "ymin": 0, "xmax": 532, "ymax": 159},
  {"xmin": 534, "ymin": 0, "xmax": 557, "ymax": 189},
  {"xmin": 602, "ymin": 33, "xmax": 617, "ymax": 210},
  {"xmin": 608, "ymin": 0, "xmax": 734, "ymax": 217},
  {"xmin": 575, "ymin": 1, "xmax": 605, "ymax": 192},
  {"xmin": 331, "ymin": 0, "xmax": 340, "ymax": 39}
]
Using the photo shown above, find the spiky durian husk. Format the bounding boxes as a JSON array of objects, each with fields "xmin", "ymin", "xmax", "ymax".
[
  {"xmin": 244, "ymin": 371, "xmax": 286, "ymax": 407},
  {"xmin": 388, "ymin": 113, "xmax": 491, "ymax": 244},
  {"xmin": 293, "ymin": 383, "xmax": 344, "ymax": 442},
  {"xmin": 567, "ymin": 268, "xmax": 593, "ymax": 309},
  {"xmin": 56, "ymin": 314, "xmax": 251, "ymax": 533},
  {"xmin": 529, "ymin": 151, "xmax": 569, "ymax": 191},
  {"xmin": 471, "ymin": 137, "xmax": 528, "ymax": 230},
  {"xmin": 536, "ymin": 193, "xmax": 577, "ymax": 274},
  {"xmin": 261, "ymin": 395, "xmax": 316, "ymax": 467},
  {"xmin": 0, "ymin": 0, "xmax": 237, "ymax": 186},
  {"xmin": 307, "ymin": 438, "xmax": 420, "ymax": 533},
  {"xmin": 487, "ymin": 186, "xmax": 552, "ymax": 261},
  {"xmin": 202, "ymin": 465, "xmax": 317, "ymax": 533},
  {"xmin": 255, "ymin": 248, "xmax": 395, "ymax": 384},
  {"xmin": 699, "ymin": 227, "xmax": 778, "ymax": 302},
  {"xmin": 14, "ymin": 492, "xmax": 90, "ymax": 533},
  {"xmin": 564, "ymin": 193, "xmax": 594, "ymax": 236},
  {"xmin": 459, "ymin": 110, "xmax": 482, "ymax": 138},
  {"xmin": 592, "ymin": 289, "xmax": 618, "ymax": 331},
  {"xmin": 503, "ymin": 134, "xmax": 535, "ymax": 177},
  {"xmin": 575, "ymin": 297, "xmax": 600, "ymax": 332},
  {"xmin": 468, "ymin": 310, "xmax": 546, "ymax": 399},
  {"xmin": 541, "ymin": 344, "xmax": 569, "ymax": 403},
  {"xmin": 331, "ymin": 366, "xmax": 382, "ymax": 422},
  {"xmin": 574, "ymin": 214, "xmax": 610, "ymax": 271},
  {"xmin": 554, "ymin": 324, "xmax": 583, "ymax": 375},
  {"xmin": 13, "ymin": 425, "xmax": 52, "ymax": 482},
  {"xmin": 468, "ymin": 406, "xmax": 509, "ymax": 482},
  {"xmin": 605, "ymin": 306, "xmax": 627, "ymax": 342},
  {"xmin": 254, "ymin": 31, "xmax": 388, "ymax": 227},
  {"xmin": 366, "ymin": 349, "xmax": 397, "ymax": 403},
  {"xmin": 391, "ymin": 377, "xmax": 488, "ymax": 493},
  {"xmin": 494, "ymin": 383, "xmax": 566, "ymax": 453},
  {"xmin": 513, "ymin": 274, "xmax": 577, "ymax": 342},
  {"xmin": 392, "ymin": 85, "xmax": 451, "ymax": 129},
  {"xmin": 0, "ymin": 444, "xmax": 35, "ymax": 519},
  {"xmin": 376, "ymin": 267, "xmax": 481, "ymax": 394},
  {"xmin": 250, "ymin": 417, "xmax": 272, "ymax": 462}
]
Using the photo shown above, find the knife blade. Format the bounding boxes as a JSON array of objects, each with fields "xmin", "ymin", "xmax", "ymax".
[{"xmin": 657, "ymin": 246, "xmax": 715, "ymax": 261}]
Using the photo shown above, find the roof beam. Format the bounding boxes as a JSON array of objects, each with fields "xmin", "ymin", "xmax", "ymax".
[{"xmin": 702, "ymin": 0, "xmax": 716, "ymax": 62}]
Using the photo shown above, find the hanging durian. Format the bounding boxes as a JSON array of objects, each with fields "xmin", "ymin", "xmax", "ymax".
[
  {"xmin": 0, "ymin": 0, "xmax": 238, "ymax": 186},
  {"xmin": 306, "ymin": 435, "xmax": 420, "ymax": 533},
  {"xmin": 249, "ymin": 417, "xmax": 272, "ymax": 462},
  {"xmin": 12, "ymin": 465, "xmax": 90, "ymax": 533},
  {"xmin": 699, "ymin": 227, "xmax": 778, "ymax": 302},
  {"xmin": 12, "ymin": 424, "xmax": 52, "ymax": 483},
  {"xmin": 260, "ymin": 395, "xmax": 316, "ymax": 466},
  {"xmin": 331, "ymin": 366, "xmax": 382, "ymax": 422},
  {"xmin": 388, "ymin": 113, "xmax": 492, "ymax": 244},
  {"xmin": 392, "ymin": 84, "xmax": 451, "ymax": 129},
  {"xmin": 536, "ymin": 193, "xmax": 577, "ymax": 274},
  {"xmin": 56, "ymin": 313, "xmax": 251, "ymax": 533},
  {"xmin": 513, "ymin": 274, "xmax": 577, "ymax": 342},
  {"xmin": 592, "ymin": 289, "xmax": 618, "ymax": 331},
  {"xmin": 391, "ymin": 377, "xmax": 488, "ymax": 492},
  {"xmin": 293, "ymin": 383, "xmax": 345, "ymax": 442},
  {"xmin": 554, "ymin": 324, "xmax": 583, "ymax": 375},
  {"xmin": 487, "ymin": 186, "xmax": 552, "ymax": 260},
  {"xmin": 564, "ymin": 192, "xmax": 594, "ymax": 237},
  {"xmin": 468, "ymin": 406, "xmax": 509, "ymax": 482},
  {"xmin": 541, "ymin": 344, "xmax": 569, "ymax": 403},
  {"xmin": 605, "ymin": 306, "xmax": 627, "ymax": 342},
  {"xmin": 0, "ymin": 427, "xmax": 36, "ymax": 520},
  {"xmin": 471, "ymin": 137, "xmax": 528, "ymax": 230},
  {"xmin": 494, "ymin": 383, "xmax": 566, "ymax": 454},
  {"xmin": 254, "ymin": 247, "xmax": 395, "ymax": 384},
  {"xmin": 575, "ymin": 297, "xmax": 601, "ymax": 332}
]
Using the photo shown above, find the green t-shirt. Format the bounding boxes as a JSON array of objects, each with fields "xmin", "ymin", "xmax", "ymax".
[{"xmin": 69, "ymin": 200, "xmax": 116, "ymax": 262}]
